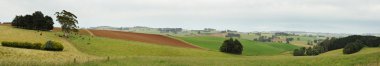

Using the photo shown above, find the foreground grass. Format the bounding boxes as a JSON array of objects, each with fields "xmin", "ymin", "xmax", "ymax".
[
  {"xmin": 0, "ymin": 26, "xmax": 99, "ymax": 65},
  {"xmin": 75, "ymin": 48, "xmax": 380, "ymax": 66},
  {"xmin": 177, "ymin": 36, "xmax": 299, "ymax": 56}
]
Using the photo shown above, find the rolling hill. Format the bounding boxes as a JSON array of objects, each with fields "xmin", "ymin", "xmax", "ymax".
[
  {"xmin": 1, "ymin": 25, "xmax": 379, "ymax": 66},
  {"xmin": 88, "ymin": 30, "xmax": 201, "ymax": 49},
  {"xmin": 177, "ymin": 36, "xmax": 300, "ymax": 56},
  {"xmin": 0, "ymin": 26, "xmax": 100, "ymax": 66}
]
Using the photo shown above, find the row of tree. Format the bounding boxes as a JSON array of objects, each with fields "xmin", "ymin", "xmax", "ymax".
[
  {"xmin": 11, "ymin": 10, "xmax": 79, "ymax": 37},
  {"xmin": 11, "ymin": 11, "xmax": 54, "ymax": 31},
  {"xmin": 294, "ymin": 35, "xmax": 380, "ymax": 56},
  {"xmin": 220, "ymin": 38, "xmax": 243, "ymax": 55}
]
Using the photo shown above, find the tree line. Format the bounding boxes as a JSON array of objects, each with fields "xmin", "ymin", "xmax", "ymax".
[
  {"xmin": 294, "ymin": 35, "xmax": 380, "ymax": 56},
  {"xmin": 11, "ymin": 10, "xmax": 79, "ymax": 37},
  {"xmin": 11, "ymin": 11, "xmax": 54, "ymax": 31}
]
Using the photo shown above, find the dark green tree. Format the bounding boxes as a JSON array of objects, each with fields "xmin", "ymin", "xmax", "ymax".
[
  {"xmin": 343, "ymin": 40, "xmax": 365, "ymax": 54},
  {"xmin": 220, "ymin": 38, "xmax": 244, "ymax": 55},
  {"xmin": 11, "ymin": 11, "xmax": 54, "ymax": 31}
]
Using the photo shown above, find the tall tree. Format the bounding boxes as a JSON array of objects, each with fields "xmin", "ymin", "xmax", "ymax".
[{"xmin": 55, "ymin": 10, "xmax": 78, "ymax": 37}]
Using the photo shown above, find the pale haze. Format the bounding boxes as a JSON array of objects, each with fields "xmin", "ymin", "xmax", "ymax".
[{"xmin": 0, "ymin": 0, "xmax": 379, "ymax": 34}]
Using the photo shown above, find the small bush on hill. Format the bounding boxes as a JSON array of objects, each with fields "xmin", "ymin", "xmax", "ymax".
[{"xmin": 43, "ymin": 40, "xmax": 64, "ymax": 51}]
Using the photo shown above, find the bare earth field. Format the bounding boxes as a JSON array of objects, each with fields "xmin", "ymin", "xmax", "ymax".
[{"xmin": 89, "ymin": 30, "xmax": 201, "ymax": 49}]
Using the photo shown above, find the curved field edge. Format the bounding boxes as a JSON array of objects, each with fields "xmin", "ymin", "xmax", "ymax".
[
  {"xmin": 88, "ymin": 30, "xmax": 201, "ymax": 49},
  {"xmin": 67, "ymin": 35, "xmax": 234, "ymax": 57},
  {"xmin": 0, "ymin": 26, "xmax": 101, "ymax": 65},
  {"xmin": 176, "ymin": 36, "xmax": 300, "ymax": 56}
]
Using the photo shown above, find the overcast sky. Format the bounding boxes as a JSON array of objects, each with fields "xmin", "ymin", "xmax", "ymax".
[{"xmin": 0, "ymin": 0, "xmax": 379, "ymax": 34}]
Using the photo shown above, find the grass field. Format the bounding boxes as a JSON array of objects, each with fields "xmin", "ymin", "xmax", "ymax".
[
  {"xmin": 1, "ymin": 25, "xmax": 380, "ymax": 66},
  {"xmin": 0, "ymin": 26, "xmax": 100, "ymax": 66},
  {"xmin": 177, "ymin": 36, "xmax": 300, "ymax": 56},
  {"xmin": 76, "ymin": 48, "xmax": 380, "ymax": 66},
  {"xmin": 67, "ymin": 35, "xmax": 232, "ymax": 57}
]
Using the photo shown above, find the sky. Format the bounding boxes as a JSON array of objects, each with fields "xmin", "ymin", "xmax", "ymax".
[{"xmin": 0, "ymin": 0, "xmax": 379, "ymax": 34}]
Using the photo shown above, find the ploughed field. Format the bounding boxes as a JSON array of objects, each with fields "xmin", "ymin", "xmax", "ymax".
[{"xmin": 89, "ymin": 30, "xmax": 201, "ymax": 49}]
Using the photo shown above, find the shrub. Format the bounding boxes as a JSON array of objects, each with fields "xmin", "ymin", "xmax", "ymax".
[
  {"xmin": 1, "ymin": 41, "xmax": 41, "ymax": 49},
  {"xmin": 43, "ymin": 40, "xmax": 64, "ymax": 51},
  {"xmin": 1, "ymin": 41, "xmax": 63, "ymax": 51},
  {"xmin": 32, "ymin": 43, "xmax": 42, "ymax": 49}
]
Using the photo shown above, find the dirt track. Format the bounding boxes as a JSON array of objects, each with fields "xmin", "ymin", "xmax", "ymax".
[{"xmin": 89, "ymin": 30, "xmax": 201, "ymax": 49}]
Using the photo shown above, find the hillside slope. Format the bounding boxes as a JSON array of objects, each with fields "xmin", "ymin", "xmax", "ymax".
[
  {"xmin": 177, "ymin": 36, "xmax": 300, "ymax": 56},
  {"xmin": 0, "ymin": 26, "xmax": 100, "ymax": 65},
  {"xmin": 67, "ymin": 34, "xmax": 232, "ymax": 57},
  {"xmin": 89, "ymin": 30, "xmax": 201, "ymax": 49}
]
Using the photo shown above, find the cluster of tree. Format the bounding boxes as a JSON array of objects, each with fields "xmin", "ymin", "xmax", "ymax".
[
  {"xmin": 11, "ymin": 11, "xmax": 54, "ymax": 31},
  {"xmin": 285, "ymin": 38, "xmax": 294, "ymax": 44},
  {"xmin": 274, "ymin": 32, "xmax": 296, "ymax": 36},
  {"xmin": 220, "ymin": 38, "xmax": 243, "ymax": 55},
  {"xmin": 293, "ymin": 35, "xmax": 380, "ymax": 56},
  {"xmin": 343, "ymin": 40, "xmax": 365, "ymax": 54},
  {"xmin": 293, "ymin": 47, "xmax": 320, "ymax": 56},
  {"xmin": 225, "ymin": 33, "xmax": 241, "ymax": 38},
  {"xmin": 158, "ymin": 28, "xmax": 183, "ymax": 34},
  {"xmin": 203, "ymin": 28, "xmax": 216, "ymax": 32},
  {"xmin": 254, "ymin": 36, "xmax": 272, "ymax": 42},
  {"xmin": 221, "ymin": 30, "xmax": 238, "ymax": 33},
  {"xmin": 1, "ymin": 40, "xmax": 64, "ymax": 51}
]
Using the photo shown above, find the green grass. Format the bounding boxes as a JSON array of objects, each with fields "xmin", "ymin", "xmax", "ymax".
[
  {"xmin": 2, "ymin": 25, "xmax": 380, "ymax": 66},
  {"xmin": 0, "ymin": 26, "xmax": 99, "ymax": 65},
  {"xmin": 72, "ymin": 47, "xmax": 380, "ymax": 66},
  {"xmin": 75, "ymin": 48, "xmax": 380, "ymax": 66},
  {"xmin": 67, "ymin": 35, "xmax": 233, "ymax": 57},
  {"xmin": 177, "ymin": 36, "xmax": 299, "ymax": 56}
]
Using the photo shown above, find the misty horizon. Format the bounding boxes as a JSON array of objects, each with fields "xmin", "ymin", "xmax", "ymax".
[{"xmin": 1, "ymin": 0, "xmax": 379, "ymax": 34}]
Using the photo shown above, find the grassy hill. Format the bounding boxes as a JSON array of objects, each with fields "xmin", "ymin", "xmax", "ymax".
[
  {"xmin": 1, "ymin": 25, "xmax": 380, "ymax": 66},
  {"xmin": 67, "ymin": 35, "xmax": 232, "ymax": 57},
  {"xmin": 76, "ymin": 47, "xmax": 380, "ymax": 66},
  {"xmin": 177, "ymin": 36, "xmax": 300, "ymax": 56},
  {"xmin": 0, "ymin": 26, "xmax": 100, "ymax": 66}
]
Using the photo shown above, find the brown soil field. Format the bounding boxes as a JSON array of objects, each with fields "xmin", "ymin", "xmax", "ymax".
[{"xmin": 89, "ymin": 30, "xmax": 201, "ymax": 49}]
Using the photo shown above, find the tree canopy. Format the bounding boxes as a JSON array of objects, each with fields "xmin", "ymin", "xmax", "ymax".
[
  {"xmin": 293, "ymin": 35, "xmax": 380, "ymax": 56},
  {"xmin": 11, "ymin": 11, "xmax": 54, "ymax": 31},
  {"xmin": 220, "ymin": 38, "xmax": 243, "ymax": 55},
  {"xmin": 55, "ymin": 10, "xmax": 79, "ymax": 37}
]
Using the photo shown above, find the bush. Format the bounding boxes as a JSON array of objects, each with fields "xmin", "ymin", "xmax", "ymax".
[
  {"xmin": 1, "ymin": 41, "xmax": 41, "ymax": 49},
  {"xmin": 1, "ymin": 41, "xmax": 63, "ymax": 51},
  {"xmin": 32, "ymin": 43, "xmax": 42, "ymax": 49},
  {"xmin": 43, "ymin": 40, "xmax": 64, "ymax": 51}
]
